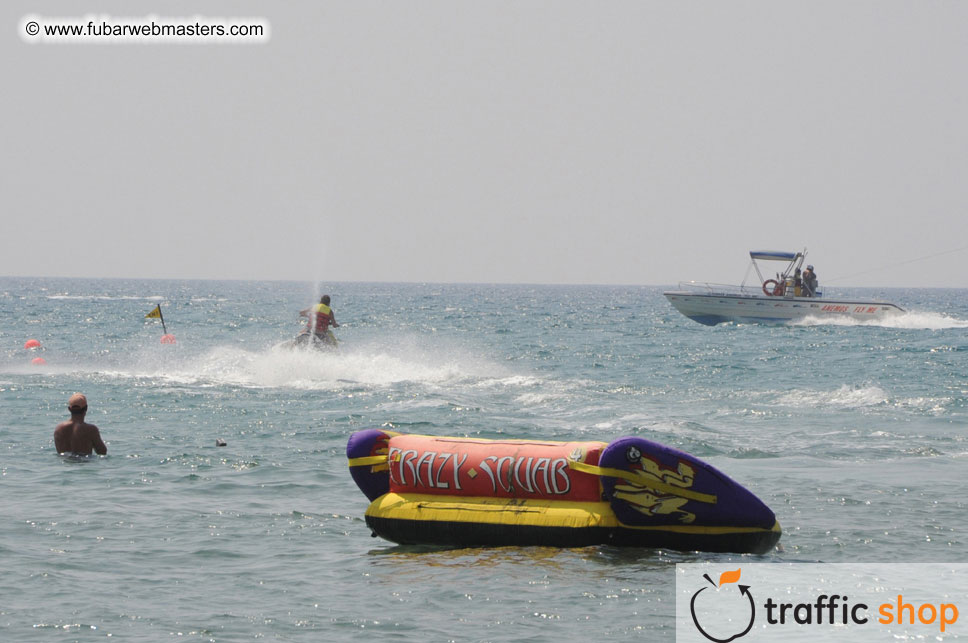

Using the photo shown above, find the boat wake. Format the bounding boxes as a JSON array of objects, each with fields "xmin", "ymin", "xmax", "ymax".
[
  {"xmin": 773, "ymin": 384, "xmax": 951, "ymax": 416},
  {"xmin": 792, "ymin": 311, "xmax": 968, "ymax": 330},
  {"xmin": 63, "ymin": 335, "xmax": 516, "ymax": 392},
  {"xmin": 775, "ymin": 384, "xmax": 889, "ymax": 409}
]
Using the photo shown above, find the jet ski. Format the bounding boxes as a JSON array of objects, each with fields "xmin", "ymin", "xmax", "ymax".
[{"xmin": 286, "ymin": 330, "xmax": 338, "ymax": 351}]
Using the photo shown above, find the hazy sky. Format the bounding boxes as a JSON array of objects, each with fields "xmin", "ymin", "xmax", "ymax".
[{"xmin": 5, "ymin": 2, "xmax": 968, "ymax": 287}]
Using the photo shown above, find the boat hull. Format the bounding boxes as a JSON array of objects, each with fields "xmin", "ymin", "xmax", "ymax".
[{"xmin": 663, "ymin": 291, "xmax": 904, "ymax": 326}]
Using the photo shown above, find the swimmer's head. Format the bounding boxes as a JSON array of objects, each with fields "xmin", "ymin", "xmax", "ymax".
[{"xmin": 68, "ymin": 393, "xmax": 87, "ymax": 413}]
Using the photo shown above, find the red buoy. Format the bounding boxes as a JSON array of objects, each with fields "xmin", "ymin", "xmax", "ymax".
[
  {"xmin": 24, "ymin": 339, "xmax": 41, "ymax": 349},
  {"xmin": 160, "ymin": 334, "xmax": 177, "ymax": 344},
  {"xmin": 31, "ymin": 357, "xmax": 46, "ymax": 365}
]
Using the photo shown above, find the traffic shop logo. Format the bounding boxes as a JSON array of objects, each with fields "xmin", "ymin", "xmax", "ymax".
[{"xmin": 687, "ymin": 567, "xmax": 960, "ymax": 640}]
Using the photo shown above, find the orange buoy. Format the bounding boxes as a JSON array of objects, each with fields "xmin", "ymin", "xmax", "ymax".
[
  {"xmin": 31, "ymin": 357, "xmax": 46, "ymax": 365},
  {"xmin": 24, "ymin": 339, "xmax": 41, "ymax": 349},
  {"xmin": 160, "ymin": 334, "xmax": 177, "ymax": 344}
]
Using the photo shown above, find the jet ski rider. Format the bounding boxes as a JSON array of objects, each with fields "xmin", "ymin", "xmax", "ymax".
[{"xmin": 299, "ymin": 295, "xmax": 339, "ymax": 344}]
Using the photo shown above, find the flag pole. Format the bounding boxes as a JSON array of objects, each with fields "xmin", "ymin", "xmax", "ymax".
[
  {"xmin": 147, "ymin": 304, "xmax": 175, "ymax": 343},
  {"xmin": 146, "ymin": 305, "xmax": 168, "ymax": 335}
]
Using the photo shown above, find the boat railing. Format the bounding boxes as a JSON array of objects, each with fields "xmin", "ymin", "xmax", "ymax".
[
  {"xmin": 675, "ymin": 280, "xmax": 827, "ymax": 299},
  {"xmin": 674, "ymin": 281, "xmax": 760, "ymax": 296}
]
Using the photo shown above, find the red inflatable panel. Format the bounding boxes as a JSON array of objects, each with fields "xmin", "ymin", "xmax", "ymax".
[{"xmin": 386, "ymin": 435, "xmax": 606, "ymax": 502}]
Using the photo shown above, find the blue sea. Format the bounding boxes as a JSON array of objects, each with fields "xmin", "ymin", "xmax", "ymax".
[{"xmin": 1, "ymin": 277, "xmax": 966, "ymax": 641}]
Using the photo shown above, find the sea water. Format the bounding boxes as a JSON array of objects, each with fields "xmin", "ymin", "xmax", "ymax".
[{"xmin": 0, "ymin": 277, "xmax": 965, "ymax": 641}]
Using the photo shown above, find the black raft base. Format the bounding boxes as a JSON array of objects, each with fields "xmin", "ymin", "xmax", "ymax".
[{"xmin": 365, "ymin": 516, "xmax": 781, "ymax": 555}]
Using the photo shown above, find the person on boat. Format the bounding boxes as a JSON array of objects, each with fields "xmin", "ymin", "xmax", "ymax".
[
  {"xmin": 299, "ymin": 295, "xmax": 339, "ymax": 344},
  {"xmin": 801, "ymin": 265, "xmax": 818, "ymax": 297},
  {"xmin": 54, "ymin": 393, "xmax": 107, "ymax": 456}
]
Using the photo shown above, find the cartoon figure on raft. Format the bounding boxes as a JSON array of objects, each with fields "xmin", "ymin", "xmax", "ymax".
[{"xmin": 347, "ymin": 430, "xmax": 781, "ymax": 554}]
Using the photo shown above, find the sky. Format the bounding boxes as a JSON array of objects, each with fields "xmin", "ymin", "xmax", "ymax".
[{"xmin": 4, "ymin": 1, "xmax": 968, "ymax": 288}]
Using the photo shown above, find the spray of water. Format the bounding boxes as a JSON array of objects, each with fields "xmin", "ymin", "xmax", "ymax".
[
  {"xmin": 792, "ymin": 311, "xmax": 968, "ymax": 330},
  {"xmin": 70, "ymin": 334, "xmax": 516, "ymax": 392}
]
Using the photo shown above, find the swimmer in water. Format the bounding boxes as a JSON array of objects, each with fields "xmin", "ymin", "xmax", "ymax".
[{"xmin": 54, "ymin": 393, "xmax": 107, "ymax": 456}]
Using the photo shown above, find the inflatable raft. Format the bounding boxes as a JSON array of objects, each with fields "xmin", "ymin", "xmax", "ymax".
[{"xmin": 347, "ymin": 429, "xmax": 781, "ymax": 554}]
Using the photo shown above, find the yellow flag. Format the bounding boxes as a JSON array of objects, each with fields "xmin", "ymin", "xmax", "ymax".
[{"xmin": 146, "ymin": 305, "xmax": 162, "ymax": 319}]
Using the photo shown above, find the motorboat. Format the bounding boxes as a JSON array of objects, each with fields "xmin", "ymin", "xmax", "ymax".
[{"xmin": 663, "ymin": 250, "xmax": 905, "ymax": 326}]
